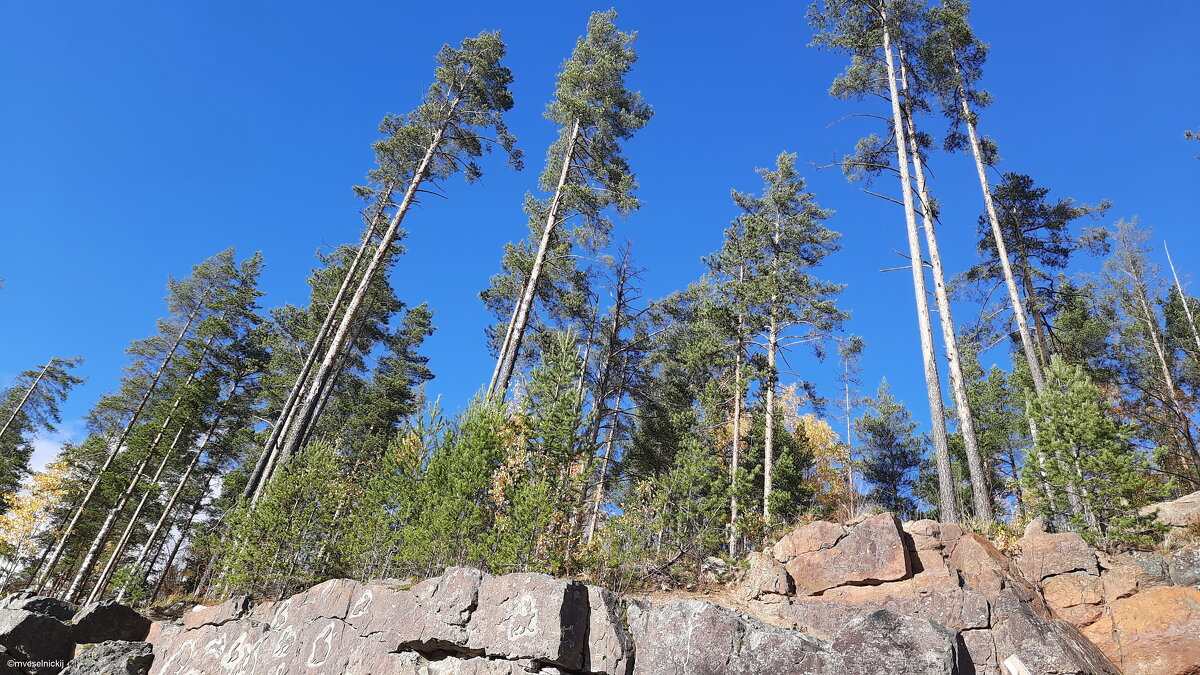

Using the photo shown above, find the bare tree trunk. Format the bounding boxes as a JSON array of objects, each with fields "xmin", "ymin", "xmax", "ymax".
[
  {"xmin": 274, "ymin": 107, "xmax": 459, "ymax": 489},
  {"xmin": 1134, "ymin": 287, "xmax": 1200, "ymax": 469},
  {"xmin": 881, "ymin": 14, "xmax": 959, "ymax": 523},
  {"xmin": 730, "ymin": 296, "xmax": 745, "ymax": 554},
  {"xmin": 0, "ymin": 358, "xmax": 55, "ymax": 441},
  {"xmin": 491, "ymin": 119, "xmax": 582, "ymax": 400},
  {"xmin": 584, "ymin": 416, "xmax": 620, "ymax": 546},
  {"xmin": 763, "ymin": 313, "xmax": 778, "ymax": 522},
  {"xmin": 35, "ymin": 309, "xmax": 199, "ymax": 593},
  {"xmin": 1165, "ymin": 243, "xmax": 1200, "ymax": 363},
  {"xmin": 88, "ymin": 425, "xmax": 186, "ymax": 603},
  {"xmin": 149, "ymin": 487, "xmax": 207, "ymax": 605},
  {"xmin": 897, "ymin": 57, "xmax": 992, "ymax": 522},
  {"xmin": 952, "ymin": 55, "xmax": 1045, "ymax": 395}
]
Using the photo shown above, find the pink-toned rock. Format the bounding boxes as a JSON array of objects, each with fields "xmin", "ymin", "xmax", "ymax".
[
  {"xmin": 1139, "ymin": 489, "xmax": 1200, "ymax": 528},
  {"xmin": 1099, "ymin": 565, "xmax": 1140, "ymax": 602},
  {"xmin": 902, "ymin": 519, "xmax": 951, "ymax": 574},
  {"xmin": 1016, "ymin": 529, "xmax": 1098, "ymax": 583},
  {"xmin": 465, "ymin": 572, "xmax": 588, "ymax": 671},
  {"xmin": 1081, "ymin": 586, "xmax": 1200, "ymax": 675},
  {"xmin": 739, "ymin": 551, "xmax": 793, "ymax": 601},
  {"xmin": 773, "ymin": 513, "xmax": 910, "ymax": 596},
  {"xmin": 1041, "ymin": 572, "xmax": 1104, "ymax": 627},
  {"xmin": 989, "ymin": 586, "xmax": 1119, "ymax": 675},
  {"xmin": 181, "ymin": 595, "xmax": 250, "ymax": 630}
]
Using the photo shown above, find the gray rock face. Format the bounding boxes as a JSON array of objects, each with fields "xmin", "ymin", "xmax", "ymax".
[
  {"xmin": 584, "ymin": 586, "xmax": 633, "ymax": 675},
  {"xmin": 829, "ymin": 610, "xmax": 959, "ymax": 675},
  {"xmin": 466, "ymin": 572, "xmax": 587, "ymax": 670},
  {"xmin": 0, "ymin": 608, "xmax": 75, "ymax": 672},
  {"xmin": 70, "ymin": 600, "xmax": 152, "ymax": 644},
  {"xmin": 61, "ymin": 641, "xmax": 153, "ymax": 675},
  {"xmin": 627, "ymin": 598, "xmax": 835, "ymax": 674},
  {"xmin": 1, "ymin": 594, "xmax": 77, "ymax": 622},
  {"xmin": 1169, "ymin": 545, "xmax": 1200, "ymax": 588}
]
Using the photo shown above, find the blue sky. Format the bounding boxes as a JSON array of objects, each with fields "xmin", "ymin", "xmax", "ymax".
[{"xmin": 2, "ymin": 1, "xmax": 1198, "ymax": 472}]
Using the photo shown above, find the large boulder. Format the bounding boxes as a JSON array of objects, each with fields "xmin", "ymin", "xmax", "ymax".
[
  {"xmin": 61, "ymin": 641, "xmax": 153, "ymax": 675},
  {"xmin": 626, "ymin": 598, "xmax": 835, "ymax": 674},
  {"xmin": 1, "ymin": 594, "xmax": 77, "ymax": 622},
  {"xmin": 70, "ymin": 601, "xmax": 152, "ymax": 643},
  {"xmin": 1139, "ymin": 488, "xmax": 1200, "ymax": 530},
  {"xmin": 465, "ymin": 572, "xmax": 588, "ymax": 670},
  {"xmin": 989, "ymin": 585, "xmax": 1119, "ymax": 675},
  {"xmin": 0, "ymin": 608, "xmax": 75, "ymax": 672},
  {"xmin": 1168, "ymin": 545, "xmax": 1200, "ymax": 588},
  {"xmin": 739, "ymin": 551, "xmax": 792, "ymax": 602},
  {"xmin": 583, "ymin": 586, "xmax": 633, "ymax": 675},
  {"xmin": 772, "ymin": 513, "xmax": 910, "ymax": 596},
  {"xmin": 1081, "ymin": 586, "xmax": 1200, "ymax": 675},
  {"xmin": 1015, "ymin": 528, "xmax": 1098, "ymax": 584},
  {"xmin": 828, "ymin": 610, "xmax": 959, "ymax": 675}
]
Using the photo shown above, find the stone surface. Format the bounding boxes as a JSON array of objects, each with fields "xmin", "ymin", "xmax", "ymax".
[
  {"xmin": 466, "ymin": 572, "xmax": 588, "ymax": 670},
  {"xmin": 1139, "ymin": 488, "xmax": 1200, "ymax": 528},
  {"xmin": 1081, "ymin": 586, "xmax": 1200, "ymax": 675},
  {"xmin": 627, "ymin": 598, "xmax": 835, "ymax": 675},
  {"xmin": 1168, "ymin": 545, "xmax": 1200, "ymax": 588},
  {"xmin": 180, "ymin": 595, "xmax": 250, "ymax": 630},
  {"xmin": 989, "ymin": 586, "xmax": 1119, "ymax": 675},
  {"xmin": 584, "ymin": 586, "xmax": 633, "ymax": 675},
  {"xmin": 772, "ymin": 513, "xmax": 909, "ymax": 596},
  {"xmin": 829, "ymin": 610, "xmax": 959, "ymax": 675},
  {"xmin": 0, "ymin": 608, "xmax": 75, "ymax": 671},
  {"xmin": 739, "ymin": 551, "xmax": 792, "ymax": 601},
  {"xmin": 62, "ymin": 641, "xmax": 153, "ymax": 675},
  {"xmin": 1016, "ymin": 529, "xmax": 1098, "ymax": 583},
  {"xmin": 1, "ymin": 594, "xmax": 77, "ymax": 622},
  {"xmin": 70, "ymin": 600, "xmax": 152, "ymax": 643},
  {"xmin": 1040, "ymin": 571, "xmax": 1104, "ymax": 627}
]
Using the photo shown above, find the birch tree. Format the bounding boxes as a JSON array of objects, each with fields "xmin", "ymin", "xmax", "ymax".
[{"xmin": 0, "ymin": 358, "xmax": 84, "ymax": 508}]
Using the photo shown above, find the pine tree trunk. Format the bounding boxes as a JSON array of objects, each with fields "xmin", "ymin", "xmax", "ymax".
[
  {"xmin": 896, "ymin": 60, "xmax": 993, "ymax": 522},
  {"xmin": 35, "ymin": 308, "xmax": 199, "ymax": 593},
  {"xmin": 149, "ymin": 488, "xmax": 206, "ymax": 605},
  {"xmin": 0, "ymin": 358, "xmax": 55, "ymax": 441},
  {"xmin": 880, "ymin": 15, "xmax": 959, "ymax": 523},
  {"xmin": 274, "ymin": 107, "xmax": 460, "ymax": 481},
  {"xmin": 1166, "ymin": 243, "xmax": 1200, "ymax": 362},
  {"xmin": 89, "ymin": 424, "xmax": 187, "ymax": 603},
  {"xmin": 491, "ymin": 119, "xmax": 582, "ymax": 400},
  {"xmin": 242, "ymin": 196, "xmax": 391, "ymax": 504},
  {"xmin": 952, "ymin": 55, "xmax": 1046, "ymax": 394},
  {"xmin": 1134, "ymin": 287, "xmax": 1200, "ymax": 469},
  {"xmin": 729, "ymin": 309, "xmax": 744, "ymax": 555},
  {"xmin": 763, "ymin": 313, "xmax": 778, "ymax": 522},
  {"xmin": 585, "ymin": 410, "xmax": 620, "ymax": 545}
]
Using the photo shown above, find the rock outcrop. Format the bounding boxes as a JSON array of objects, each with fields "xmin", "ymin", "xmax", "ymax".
[{"xmin": 13, "ymin": 506, "xmax": 1200, "ymax": 674}]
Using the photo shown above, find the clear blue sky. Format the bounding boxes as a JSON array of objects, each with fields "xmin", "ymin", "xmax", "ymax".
[{"xmin": 2, "ymin": 1, "xmax": 1198, "ymax": 472}]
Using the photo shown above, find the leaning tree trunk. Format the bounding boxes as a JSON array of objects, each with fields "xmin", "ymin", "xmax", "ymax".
[
  {"xmin": 1166, "ymin": 243, "xmax": 1200, "ymax": 365},
  {"xmin": 35, "ymin": 308, "xmax": 199, "ymax": 593},
  {"xmin": 897, "ymin": 58, "xmax": 993, "ymax": 522},
  {"xmin": 274, "ymin": 105, "xmax": 460, "ymax": 481},
  {"xmin": 1134, "ymin": 285, "xmax": 1200, "ymax": 470},
  {"xmin": 881, "ymin": 15, "xmax": 959, "ymax": 523},
  {"xmin": 0, "ymin": 358, "xmax": 55, "ymax": 441},
  {"xmin": 242, "ymin": 190, "xmax": 392, "ymax": 504},
  {"xmin": 952, "ymin": 55, "xmax": 1045, "ymax": 395},
  {"xmin": 490, "ymin": 119, "xmax": 582, "ymax": 400},
  {"xmin": 148, "ymin": 484, "xmax": 208, "ymax": 605}
]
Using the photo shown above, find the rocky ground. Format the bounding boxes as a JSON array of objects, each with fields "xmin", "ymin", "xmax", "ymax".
[{"xmin": 3, "ymin": 490, "xmax": 1198, "ymax": 674}]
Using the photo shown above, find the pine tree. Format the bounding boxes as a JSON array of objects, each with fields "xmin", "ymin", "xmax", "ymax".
[
  {"xmin": 1024, "ymin": 358, "xmax": 1167, "ymax": 547},
  {"xmin": 487, "ymin": 10, "xmax": 651, "ymax": 399},
  {"xmin": 0, "ymin": 357, "xmax": 84, "ymax": 510},
  {"xmin": 255, "ymin": 31, "xmax": 522, "ymax": 500},
  {"xmin": 856, "ymin": 380, "xmax": 925, "ymax": 519}
]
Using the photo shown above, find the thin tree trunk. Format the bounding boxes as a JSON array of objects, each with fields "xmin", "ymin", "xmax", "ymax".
[
  {"xmin": 584, "ymin": 415, "xmax": 620, "ymax": 546},
  {"xmin": 88, "ymin": 424, "xmax": 187, "ymax": 603},
  {"xmin": 149, "ymin": 488, "xmax": 207, "ymax": 605},
  {"xmin": 487, "ymin": 301, "xmax": 523, "ymax": 395},
  {"xmin": 35, "ymin": 308, "xmax": 199, "ymax": 593},
  {"xmin": 881, "ymin": 15, "xmax": 959, "ymax": 523},
  {"xmin": 897, "ymin": 57, "xmax": 993, "ymax": 522},
  {"xmin": 0, "ymin": 358, "xmax": 56, "ymax": 441},
  {"xmin": 1165, "ymin": 243, "xmax": 1200, "ymax": 363},
  {"xmin": 952, "ymin": 55, "xmax": 1046, "ymax": 394},
  {"xmin": 491, "ymin": 119, "xmax": 582, "ymax": 400},
  {"xmin": 1134, "ymin": 287, "xmax": 1200, "ymax": 469},
  {"xmin": 763, "ymin": 313, "xmax": 778, "ymax": 522},
  {"xmin": 275, "ymin": 106, "xmax": 459, "ymax": 483},
  {"xmin": 242, "ymin": 191, "xmax": 392, "ymax": 504},
  {"xmin": 730, "ymin": 295, "xmax": 744, "ymax": 554}
]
